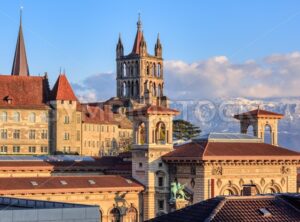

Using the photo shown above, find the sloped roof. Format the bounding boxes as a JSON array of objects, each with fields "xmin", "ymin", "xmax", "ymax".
[
  {"xmin": 148, "ymin": 195, "xmax": 300, "ymax": 222},
  {"xmin": 163, "ymin": 134, "xmax": 300, "ymax": 162},
  {"xmin": 0, "ymin": 75, "xmax": 50, "ymax": 109},
  {"xmin": 234, "ymin": 109, "xmax": 284, "ymax": 119},
  {"xmin": 11, "ymin": 21, "xmax": 29, "ymax": 76},
  {"xmin": 51, "ymin": 74, "xmax": 77, "ymax": 101},
  {"xmin": 0, "ymin": 175, "xmax": 143, "ymax": 195}
]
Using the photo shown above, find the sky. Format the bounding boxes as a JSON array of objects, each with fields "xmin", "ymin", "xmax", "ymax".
[{"xmin": 1, "ymin": 1, "xmax": 300, "ymax": 101}]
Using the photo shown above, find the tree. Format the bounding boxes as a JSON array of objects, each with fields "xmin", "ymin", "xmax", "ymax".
[{"xmin": 173, "ymin": 119, "xmax": 201, "ymax": 140}]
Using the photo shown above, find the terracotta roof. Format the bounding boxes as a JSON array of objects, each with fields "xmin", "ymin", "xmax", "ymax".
[
  {"xmin": 163, "ymin": 141, "xmax": 300, "ymax": 162},
  {"xmin": 0, "ymin": 161, "xmax": 52, "ymax": 170},
  {"xmin": 81, "ymin": 104, "xmax": 117, "ymax": 124},
  {"xmin": 131, "ymin": 16, "xmax": 144, "ymax": 55},
  {"xmin": 51, "ymin": 74, "xmax": 77, "ymax": 101},
  {"xmin": 11, "ymin": 21, "xmax": 29, "ymax": 76},
  {"xmin": 0, "ymin": 75, "xmax": 50, "ymax": 109},
  {"xmin": 234, "ymin": 109, "xmax": 284, "ymax": 119},
  {"xmin": 0, "ymin": 175, "xmax": 143, "ymax": 194},
  {"xmin": 127, "ymin": 105, "xmax": 179, "ymax": 116},
  {"xmin": 148, "ymin": 195, "xmax": 300, "ymax": 222}
]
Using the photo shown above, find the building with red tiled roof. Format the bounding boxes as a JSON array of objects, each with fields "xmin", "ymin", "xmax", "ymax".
[{"xmin": 147, "ymin": 194, "xmax": 300, "ymax": 222}]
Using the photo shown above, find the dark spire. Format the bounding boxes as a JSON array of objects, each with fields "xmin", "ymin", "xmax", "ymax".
[
  {"xmin": 155, "ymin": 33, "xmax": 162, "ymax": 57},
  {"xmin": 132, "ymin": 14, "xmax": 145, "ymax": 55},
  {"xmin": 116, "ymin": 33, "xmax": 124, "ymax": 58},
  {"xmin": 11, "ymin": 8, "xmax": 30, "ymax": 76}
]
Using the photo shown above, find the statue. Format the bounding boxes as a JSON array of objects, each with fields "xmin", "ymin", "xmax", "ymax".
[{"xmin": 170, "ymin": 181, "xmax": 189, "ymax": 202}]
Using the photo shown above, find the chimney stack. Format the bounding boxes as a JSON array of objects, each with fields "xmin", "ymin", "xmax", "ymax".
[{"xmin": 242, "ymin": 184, "xmax": 257, "ymax": 196}]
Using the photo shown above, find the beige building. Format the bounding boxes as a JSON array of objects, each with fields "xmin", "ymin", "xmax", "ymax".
[{"xmin": 0, "ymin": 18, "xmax": 133, "ymax": 157}]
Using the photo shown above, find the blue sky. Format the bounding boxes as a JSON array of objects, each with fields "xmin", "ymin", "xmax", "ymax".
[{"xmin": 0, "ymin": 1, "xmax": 300, "ymax": 100}]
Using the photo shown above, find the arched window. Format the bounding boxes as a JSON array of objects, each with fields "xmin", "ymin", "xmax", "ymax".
[
  {"xmin": 135, "ymin": 81, "xmax": 139, "ymax": 97},
  {"xmin": 1, "ymin": 112, "xmax": 7, "ymax": 122},
  {"xmin": 156, "ymin": 171, "xmax": 166, "ymax": 187},
  {"xmin": 29, "ymin": 113, "xmax": 36, "ymax": 123},
  {"xmin": 138, "ymin": 122, "xmax": 146, "ymax": 145},
  {"xmin": 13, "ymin": 112, "xmax": 20, "ymax": 122},
  {"xmin": 155, "ymin": 122, "xmax": 166, "ymax": 144},
  {"xmin": 153, "ymin": 63, "xmax": 156, "ymax": 76},
  {"xmin": 125, "ymin": 207, "xmax": 138, "ymax": 222},
  {"xmin": 122, "ymin": 82, "xmax": 127, "ymax": 97},
  {"xmin": 223, "ymin": 189, "xmax": 234, "ymax": 196},
  {"xmin": 264, "ymin": 124, "xmax": 272, "ymax": 144},
  {"xmin": 109, "ymin": 208, "xmax": 121, "ymax": 222},
  {"xmin": 146, "ymin": 64, "xmax": 150, "ymax": 75},
  {"xmin": 131, "ymin": 81, "xmax": 134, "ymax": 96},
  {"xmin": 41, "ymin": 112, "xmax": 48, "ymax": 123},
  {"xmin": 157, "ymin": 63, "xmax": 161, "ymax": 77},
  {"xmin": 153, "ymin": 83, "xmax": 156, "ymax": 96},
  {"xmin": 123, "ymin": 63, "xmax": 127, "ymax": 77}
]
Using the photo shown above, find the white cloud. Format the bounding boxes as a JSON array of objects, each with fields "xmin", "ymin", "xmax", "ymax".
[
  {"xmin": 164, "ymin": 52, "xmax": 300, "ymax": 100},
  {"xmin": 72, "ymin": 52, "xmax": 300, "ymax": 101}
]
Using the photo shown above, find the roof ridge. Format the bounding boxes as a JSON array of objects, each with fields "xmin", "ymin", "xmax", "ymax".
[{"xmin": 204, "ymin": 197, "xmax": 226, "ymax": 222}]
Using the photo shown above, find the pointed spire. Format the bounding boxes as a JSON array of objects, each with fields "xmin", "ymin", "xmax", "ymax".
[
  {"xmin": 132, "ymin": 14, "xmax": 145, "ymax": 55},
  {"xmin": 155, "ymin": 33, "xmax": 162, "ymax": 57},
  {"xmin": 116, "ymin": 33, "xmax": 124, "ymax": 58},
  {"xmin": 11, "ymin": 7, "xmax": 30, "ymax": 76}
]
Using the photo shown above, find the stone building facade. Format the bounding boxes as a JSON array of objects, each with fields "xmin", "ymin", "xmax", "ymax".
[{"xmin": 0, "ymin": 19, "xmax": 133, "ymax": 156}]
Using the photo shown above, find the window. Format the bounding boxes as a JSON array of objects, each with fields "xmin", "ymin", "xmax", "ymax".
[
  {"xmin": 64, "ymin": 116, "xmax": 70, "ymax": 124},
  {"xmin": 13, "ymin": 146, "xmax": 20, "ymax": 153},
  {"xmin": 31, "ymin": 181, "xmax": 38, "ymax": 186},
  {"xmin": 13, "ymin": 112, "xmax": 20, "ymax": 122},
  {"xmin": 158, "ymin": 200, "xmax": 164, "ymax": 211},
  {"xmin": 28, "ymin": 146, "xmax": 36, "ymax": 153},
  {"xmin": 13, "ymin": 130, "xmax": 20, "ymax": 139},
  {"xmin": 107, "ymin": 126, "xmax": 109, "ymax": 132},
  {"xmin": 158, "ymin": 177, "xmax": 164, "ymax": 187},
  {"xmin": 41, "ymin": 130, "xmax": 48, "ymax": 139},
  {"xmin": 60, "ymin": 180, "xmax": 68, "ymax": 185},
  {"xmin": 0, "ymin": 146, "xmax": 7, "ymax": 153},
  {"xmin": 41, "ymin": 112, "xmax": 48, "ymax": 123},
  {"xmin": 29, "ymin": 113, "xmax": 36, "ymax": 123},
  {"xmin": 29, "ymin": 130, "xmax": 36, "ymax": 139},
  {"xmin": 76, "ymin": 130, "xmax": 80, "ymax": 141},
  {"xmin": 139, "ymin": 162, "xmax": 143, "ymax": 168},
  {"xmin": 88, "ymin": 180, "xmax": 96, "ymax": 185},
  {"xmin": 101, "ymin": 126, "xmax": 104, "ymax": 132},
  {"xmin": 63, "ymin": 146, "xmax": 71, "ymax": 153},
  {"xmin": 41, "ymin": 146, "xmax": 48, "ymax": 153},
  {"xmin": 1, "ymin": 129, "xmax": 8, "ymax": 139},
  {"xmin": 1, "ymin": 112, "xmax": 7, "ymax": 122},
  {"xmin": 159, "ymin": 162, "xmax": 163, "ymax": 168},
  {"xmin": 64, "ymin": 132, "xmax": 70, "ymax": 140}
]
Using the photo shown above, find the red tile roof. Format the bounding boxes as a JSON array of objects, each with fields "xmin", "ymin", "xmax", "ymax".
[
  {"xmin": 148, "ymin": 195, "xmax": 300, "ymax": 222},
  {"xmin": 127, "ymin": 105, "xmax": 179, "ymax": 116},
  {"xmin": 0, "ymin": 75, "xmax": 50, "ymax": 109},
  {"xmin": 0, "ymin": 175, "xmax": 143, "ymax": 194},
  {"xmin": 234, "ymin": 109, "xmax": 284, "ymax": 119},
  {"xmin": 51, "ymin": 74, "xmax": 77, "ymax": 101},
  {"xmin": 163, "ymin": 141, "xmax": 300, "ymax": 162}
]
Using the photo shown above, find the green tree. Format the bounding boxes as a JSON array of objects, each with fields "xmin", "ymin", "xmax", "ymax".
[{"xmin": 173, "ymin": 119, "xmax": 201, "ymax": 140}]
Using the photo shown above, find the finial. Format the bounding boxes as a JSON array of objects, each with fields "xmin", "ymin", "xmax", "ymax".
[
  {"xmin": 59, "ymin": 67, "xmax": 62, "ymax": 75},
  {"xmin": 137, "ymin": 13, "xmax": 142, "ymax": 31},
  {"xmin": 20, "ymin": 6, "xmax": 23, "ymax": 25},
  {"xmin": 63, "ymin": 68, "xmax": 66, "ymax": 75}
]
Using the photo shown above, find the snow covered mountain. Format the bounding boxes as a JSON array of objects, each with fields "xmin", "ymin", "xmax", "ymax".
[{"xmin": 171, "ymin": 97, "xmax": 300, "ymax": 152}]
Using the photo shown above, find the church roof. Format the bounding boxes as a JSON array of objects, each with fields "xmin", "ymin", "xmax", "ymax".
[
  {"xmin": 234, "ymin": 108, "xmax": 284, "ymax": 119},
  {"xmin": 51, "ymin": 74, "xmax": 77, "ymax": 101},
  {"xmin": 131, "ymin": 15, "xmax": 144, "ymax": 55},
  {"xmin": 163, "ymin": 133, "xmax": 300, "ymax": 162},
  {"xmin": 147, "ymin": 195, "xmax": 300, "ymax": 222},
  {"xmin": 11, "ymin": 16, "xmax": 29, "ymax": 76},
  {"xmin": 0, "ymin": 75, "xmax": 50, "ymax": 109}
]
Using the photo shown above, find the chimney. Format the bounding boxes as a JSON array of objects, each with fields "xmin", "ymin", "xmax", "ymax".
[{"xmin": 242, "ymin": 184, "xmax": 257, "ymax": 196}]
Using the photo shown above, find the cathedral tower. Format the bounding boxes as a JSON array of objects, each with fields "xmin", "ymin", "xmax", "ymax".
[{"xmin": 116, "ymin": 15, "xmax": 166, "ymax": 106}]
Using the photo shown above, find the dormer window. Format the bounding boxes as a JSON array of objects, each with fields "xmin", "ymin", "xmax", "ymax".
[{"xmin": 3, "ymin": 96, "xmax": 12, "ymax": 104}]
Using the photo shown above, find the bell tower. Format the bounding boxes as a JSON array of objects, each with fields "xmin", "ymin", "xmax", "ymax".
[
  {"xmin": 116, "ymin": 15, "xmax": 166, "ymax": 106},
  {"xmin": 234, "ymin": 108, "xmax": 284, "ymax": 146},
  {"xmin": 128, "ymin": 105, "xmax": 179, "ymax": 220}
]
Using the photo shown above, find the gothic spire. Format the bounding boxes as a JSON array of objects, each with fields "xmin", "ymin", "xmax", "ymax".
[
  {"xmin": 132, "ymin": 14, "xmax": 145, "ymax": 55},
  {"xmin": 155, "ymin": 33, "xmax": 162, "ymax": 57},
  {"xmin": 11, "ymin": 8, "xmax": 30, "ymax": 76}
]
